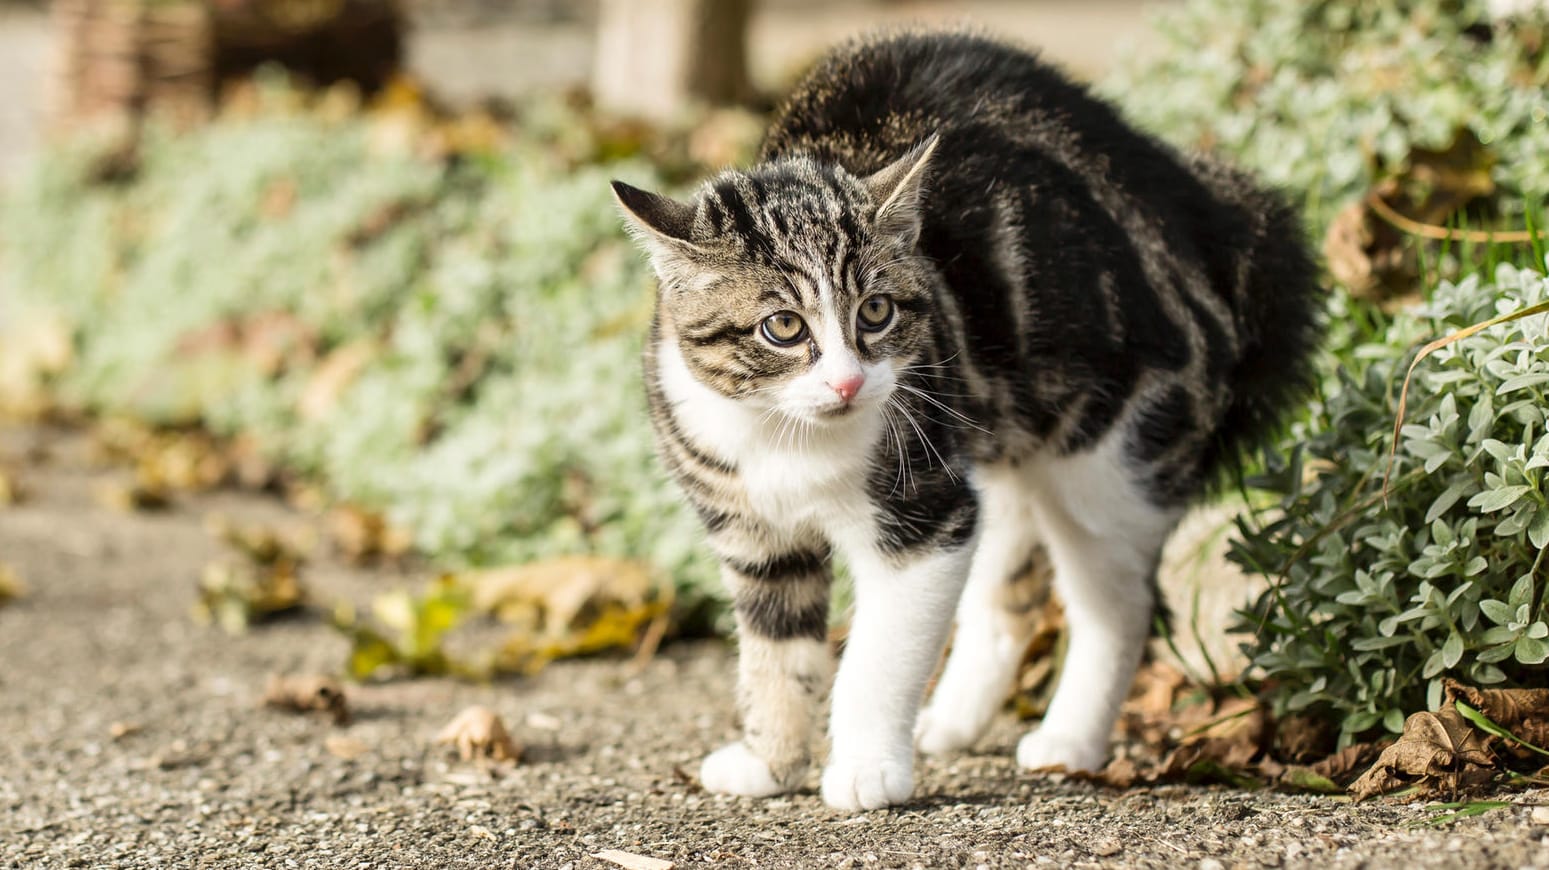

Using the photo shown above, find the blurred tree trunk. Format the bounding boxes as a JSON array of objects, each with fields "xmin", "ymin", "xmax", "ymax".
[{"xmin": 592, "ymin": 0, "xmax": 754, "ymax": 121}]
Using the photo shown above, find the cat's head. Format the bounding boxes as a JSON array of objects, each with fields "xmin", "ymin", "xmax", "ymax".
[{"xmin": 612, "ymin": 136, "xmax": 938, "ymax": 426}]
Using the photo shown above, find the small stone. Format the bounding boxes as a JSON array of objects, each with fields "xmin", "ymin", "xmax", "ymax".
[
  {"xmin": 1532, "ymin": 806, "xmax": 1549, "ymax": 825},
  {"xmin": 1199, "ymin": 860, "xmax": 1226, "ymax": 870},
  {"xmin": 1091, "ymin": 838, "xmax": 1122, "ymax": 857}
]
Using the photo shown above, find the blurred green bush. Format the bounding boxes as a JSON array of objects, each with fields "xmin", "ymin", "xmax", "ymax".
[
  {"xmin": 1107, "ymin": 0, "xmax": 1549, "ymax": 228},
  {"xmin": 0, "ymin": 84, "xmax": 718, "ymax": 606}
]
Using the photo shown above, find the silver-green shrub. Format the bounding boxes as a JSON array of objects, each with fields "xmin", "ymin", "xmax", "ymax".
[
  {"xmin": 1105, "ymin": 0, "xmax": 1549, "ymax": 226},
  {"xmin": 1231, "ymin": 262, "xmax": 1549, "ymax": 744},
  {"xmin": 0, "ymin": 99, "xmax": 716, "ymax": 600}
]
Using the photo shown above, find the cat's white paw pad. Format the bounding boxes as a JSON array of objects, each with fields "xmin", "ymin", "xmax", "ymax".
[
  {"xmin": 820, "ymin": 755, "xmax": 914, "ymax": 811},
  {"xmin": 915, "ymin": 703, "xmax": 983, "ymax": 756},
  {"xmin": 699, "ymin": 742, "xmax": 787, "ymax": 797},
  {"xmin": 1016, "ymin": 729, "xmax": 1108, "ymax": 773}
]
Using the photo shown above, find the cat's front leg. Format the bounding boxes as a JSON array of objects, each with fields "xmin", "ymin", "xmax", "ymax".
[
  {"xmin": 700, "ymin": 543, "xmax": 834, "ymax": 797},
  {"xmin": 823, "ymin": 539, "xmax": 974, "ymax": 810}
]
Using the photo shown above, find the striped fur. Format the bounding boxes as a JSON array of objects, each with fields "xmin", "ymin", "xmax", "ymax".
[{"xmin": 614, "ymin": 30, "xmax": 1321, "ymax": 810}]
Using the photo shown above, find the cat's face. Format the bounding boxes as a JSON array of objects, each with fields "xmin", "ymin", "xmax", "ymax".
[{"xmin": 614, "ymin": 138, "xmax": 938, "ymax": 427}]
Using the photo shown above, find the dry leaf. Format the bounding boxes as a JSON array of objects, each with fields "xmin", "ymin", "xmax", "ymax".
[
  {"xmin": 436, "ymin": 706, "xmax": 521, "ymax": 763},
  {"xmin": 97, "ymin": 480, "xmax": 172, "ymax": 512},
  {"xmin": 463, "ymin": 556, "xmax": 670, "ymax": 675},
  {"xmin": 1443, "ymin": 679, "xmax": 1549, "ymax": 761},
  {"xmin": 590, "ymin": 850, "xmax": 675, "ymax": 870},
  {"xmin": 194, "ymin": 557, "xmax": 305, "ymax": 634},
  {"xmin": 1324, "ymin": 128, "xmax": 1498, "ymax": 304},
  {"xmin": 298, "ymin": 340, "xmax": 378, "ymax": 422},
  {"xmin": 1349, "ymin": 707, "xmax": 1495, "ymax": 801},
  {"xmin": 0, "ymin": 565, "xmax": 24, "ymax": 606},
  {"xmin": 1310, "ymin": 740, "xmax": 1389, "ymax": 785},
  {"xmin": 1274, "ymin": 713, "xmax": 1335, "ymax": 764},
  {"xmin": 328, "ymin": 504, "xmax": 413, "ymax": 563},
  {"xmin": 0, "ymin": 466, "xmax": 24, "ymax": 506},
  {"xmin": 264, "ymin": 674, "xmax": 351, "ymax": 725},
  {"xmin": 324, "ymin": 735, "xmax": 370, "ymax": 760}
]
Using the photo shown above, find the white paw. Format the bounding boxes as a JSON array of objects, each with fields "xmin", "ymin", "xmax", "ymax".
[
  {"xmin": 1015, "ymin": 728, "xmax": 1108, "ymax": 773},
  {"xmin": 915, "ymin": 701, "xmax": 986, "ymax": 756},
  {"xmin": 699, "ymin": 742, "xmax": 786, "ymax": 797},
  {"xmin": 820, "ymin": 754, "xmax": 915, "ymax": 811}
]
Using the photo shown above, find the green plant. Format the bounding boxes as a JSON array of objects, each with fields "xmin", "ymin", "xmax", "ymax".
[
  {"xmin": 0, "ymin": 85, "xmax": 719, "ymax": 611},
  {"xmin": 1232, "ymin": 260, "xmax": 1549, "ymax": 746},
  {"xmin": 1105, "ymin": 0, "xmax": 1549, "ymax": 228}
]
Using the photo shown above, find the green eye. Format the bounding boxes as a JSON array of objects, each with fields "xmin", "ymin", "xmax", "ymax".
[
  {"xmin": 761, "ymin": 311, "xmax": 808, "ymax": 346},
  {"xmin": 857, "ymin": 295, "xmax": 894, "ymax": 331}
]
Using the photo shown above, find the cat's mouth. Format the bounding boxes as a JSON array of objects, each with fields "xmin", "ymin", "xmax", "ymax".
[{"xmin": 817, "ymin": 404, "xmax": 857, "ymax": 418}]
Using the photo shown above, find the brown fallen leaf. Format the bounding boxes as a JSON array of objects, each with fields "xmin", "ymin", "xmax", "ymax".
[
  {"xmin": 464, "ymin": 556, "xmax": 671, "ymax": 676},
  {"xmin": 194, "ymin": 557, "xmax": 305, "ymax": 634},
  {"xmin": 1274, "ymin": 713, "xmax": 1336, "ymax": 764},
  {"xmin": 590, "ymin": 850, "xmax": 675, "ymax": 870},
  {"xmin": 0, "ymin": 564, "xmax": 25, "ymax": 606},
  {"xmin": 264, "ymin": 674, "xmax": 351, "ymax": 725},
  {"xmin": 1312, "ymin": 739, "xmax": 1390, "ymax": 785},
  {"xmin": 96, "ymin": 480, "xmax": 172, "ymax": 512},
  {"xmin": 436, "ymin": 706, "xmax": 521, "ymax": 764},
  {"xmin": 1349, "ymin": 707, "xmax": 1495, "ymax": 801},
  {"xmin": 328, "ymin": 504, "xmax": 413, "ymax": 564},
  {"xmin": 324, "ymin": 735, "xmax": 370, "ymax": 760},
  {"xmin": 1443, "ymin": 679, "xmax": 1549, "ymax": 762},
  {"xmin": 0, "ymin": 465, "xmax": 23, "ymax": 506}
]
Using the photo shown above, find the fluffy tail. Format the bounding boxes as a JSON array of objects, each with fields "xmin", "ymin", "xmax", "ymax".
[{"xmin": 1199, "ymin": 162, "xmax": 1325, "ymax": 478}]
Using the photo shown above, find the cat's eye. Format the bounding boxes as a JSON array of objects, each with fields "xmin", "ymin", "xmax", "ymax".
[
  {"xmin": 761, "ymin": 311, "xmax": 808, "ymax": 346},
  {"xmin": 857, "ymin": 295, "xmax": 895, "ymax": 331}
]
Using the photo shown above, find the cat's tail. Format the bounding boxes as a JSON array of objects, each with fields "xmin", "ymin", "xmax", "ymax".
[{"xmin": 1199, "ymin": 161, "xmax": 1325, "ymax": 481}]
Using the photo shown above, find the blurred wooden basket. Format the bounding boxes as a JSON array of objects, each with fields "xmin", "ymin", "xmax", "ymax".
[{"xmin": 49, "ymin": 0, "xmax": 405, "ymax": 131}]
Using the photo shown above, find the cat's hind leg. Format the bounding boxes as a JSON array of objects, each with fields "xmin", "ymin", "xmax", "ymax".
[
  {"xmin": 917, "ymin": 461, "xmax": 1051, "ymax": 755},
  {"xmin": 701, "ymin": 549, "xmax": 833, "ymax": 796},
  {"xmin": 1016, "ymin": 438, "xmax": 1180, "ymax": 772}
]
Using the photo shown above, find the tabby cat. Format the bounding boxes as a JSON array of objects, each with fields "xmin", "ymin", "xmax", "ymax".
[{"xmin": 612, "ymin": 30, "xmax": 1320, "ymax": 810}]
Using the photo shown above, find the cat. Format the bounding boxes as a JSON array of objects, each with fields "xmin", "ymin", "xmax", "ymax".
[{"xmin": 612, "ymin": 29, "xmax": 1320, "ymax": 811}]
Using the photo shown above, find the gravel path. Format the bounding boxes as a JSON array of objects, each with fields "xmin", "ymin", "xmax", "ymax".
[{"xmin": 4, "ymin": 423, "xmax": 1549, "ymax": 869}]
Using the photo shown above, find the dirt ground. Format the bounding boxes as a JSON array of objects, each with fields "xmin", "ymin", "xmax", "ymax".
[
  {"xmin": 4, "ymin": 424, "xmax": 1549, "ymax": 870},
  {"xmin": 5, "ymin": 3, "xmax": 1549, "ymax": 868}
]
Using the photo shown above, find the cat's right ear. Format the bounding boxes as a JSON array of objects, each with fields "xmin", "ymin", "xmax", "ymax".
[{"xmin": 611, "ymin": 181, "xmax": 709, "ymax": 281}]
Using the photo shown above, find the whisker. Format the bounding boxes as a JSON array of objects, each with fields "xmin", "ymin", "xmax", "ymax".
[{"xmin": 894, "ymin": 383, "xmax": 993, "ymax": 434}]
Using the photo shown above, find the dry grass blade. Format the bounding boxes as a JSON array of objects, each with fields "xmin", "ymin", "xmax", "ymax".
[
  {"xmin": 1368, "ymin": 189, "xmax": 1547, "ymax": 244},
  {"xmin": 1384, "ymin": 300, "xmax": 1549, "ymax": 502}
]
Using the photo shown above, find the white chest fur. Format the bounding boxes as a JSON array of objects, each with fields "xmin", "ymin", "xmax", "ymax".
[{"xmin": 656, "ymin": 339, "xmax": 883, "ymax": 538}]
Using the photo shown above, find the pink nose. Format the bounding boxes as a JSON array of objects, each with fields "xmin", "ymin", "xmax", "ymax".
[{"xmin": 828, "ymin": 374, "xmax": 865, "ymax": 403}]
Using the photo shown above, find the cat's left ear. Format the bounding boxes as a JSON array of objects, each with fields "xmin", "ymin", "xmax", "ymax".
[
  {"xmin": 611, "ymin": 180, "xmax": 711, "ymax": 282},
  {"xmin": 864, "ymin": 133, "xmax": 940, "ymax": 250}
]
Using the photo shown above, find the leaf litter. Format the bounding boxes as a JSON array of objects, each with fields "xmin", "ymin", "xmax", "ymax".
[
  {"xmin": 0, "ymin": 563, "xmax": 24, "ymax": 607},
  {"xmin": 193, "ymin": 517, "xmax": 310, "ymax": 634},
  {"xmin": 436, "ymin": 705, "xmax": 521, "ymax": 764},
  {"xmin": 263, "ymin": 674, "xmax": 351, "ymax": 725},
  {"xmin": 1068, "ymin": 658, "xmax": 1549, "ymax": 803}
]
